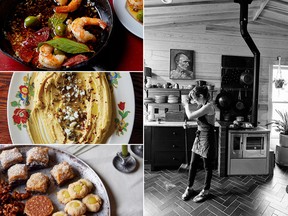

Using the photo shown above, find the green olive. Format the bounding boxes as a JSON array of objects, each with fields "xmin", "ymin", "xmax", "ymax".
[
  {"xmin": 137, "ymin": 10, "xmax": 143, "ymax": 23},
  {"xmin": 24, "ymin": 16, "xmax": 40, "ymax": 28},
  {"xmin": 55, "ymin": 23, "xmax": 66, "ymax": 36}
]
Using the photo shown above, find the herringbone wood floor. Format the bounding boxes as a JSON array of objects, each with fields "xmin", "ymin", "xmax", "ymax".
[{"xmin": 145, "ymin": 165, "xmax": 288, "ymax": 216}]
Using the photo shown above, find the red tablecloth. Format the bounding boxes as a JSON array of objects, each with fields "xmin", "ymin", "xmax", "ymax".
[{"xmin": 0, "ymin": 0, "xmax": 143, "ymax": 71}]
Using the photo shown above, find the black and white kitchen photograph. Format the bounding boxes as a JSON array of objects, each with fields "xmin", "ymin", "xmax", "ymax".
[{"xmin": 144, "ymin": 0, "xmax": 288, "ymax": 216}]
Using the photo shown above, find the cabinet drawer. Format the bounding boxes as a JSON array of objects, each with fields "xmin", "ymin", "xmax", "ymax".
[
  {"xmin": 154, "ymin": 151, "xmax": 185, "ymax": 166},
  {"xmin": 152, "ymin": 140, "xmax": 184, "ymax": 151},
  {"xmin": 152, "ymin": 127, "xmax": 184, "ymax": 141}
]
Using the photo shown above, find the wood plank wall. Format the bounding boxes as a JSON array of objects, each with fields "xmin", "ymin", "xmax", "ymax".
[{"xmin": 144, "ymin": 24, "xmax": 288, "ymax": 125}]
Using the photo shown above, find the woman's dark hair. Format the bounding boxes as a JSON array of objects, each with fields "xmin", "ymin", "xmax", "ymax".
[{"xmin": 189, "ymin": 86, "xmax": 210, "ymax": 101}]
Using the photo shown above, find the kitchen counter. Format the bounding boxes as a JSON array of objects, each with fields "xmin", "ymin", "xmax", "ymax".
[
  {"xmin": 144, "ymin": 120, "xmax": 220, "ymax": 127},
  {"xmin": 228, "ymin": 126, "xmax": 270, "ymax": 133},
  {"xmin": 144, "ymin": 120, "xmax": 220, "ymax": 171}
]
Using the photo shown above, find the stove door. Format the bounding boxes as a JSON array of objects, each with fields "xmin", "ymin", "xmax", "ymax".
[
  {"xmin": 243, "ymin": 134, "xmax": 267, "ymax": 158},
  {"xmin": 229, "ymin": 133, "xmax": 243, "ymax": 159}
]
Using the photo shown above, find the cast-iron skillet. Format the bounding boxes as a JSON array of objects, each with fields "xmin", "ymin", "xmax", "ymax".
[
  {"xmin": 215, "ymin": 90, "xmax": 234, "ymax": 110},
  {"xmin": 0, "ymin": 0, "xmax": 113, "ymax": 71}
]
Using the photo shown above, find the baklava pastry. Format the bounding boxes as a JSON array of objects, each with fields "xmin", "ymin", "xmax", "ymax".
[
  {"xmin": 51, "ymin": 162, "xmax": 75, "ymax": 185},
  {"xmin": 0, "ymin": 148, "xmax": 23, "ymax": 170},
  {"xmin": 26, "ymin": 173, "xmax": 50, "ymax": 193},
  {"xmin": 26, "ymin": 147, "xmax": 49, "ymax": 170},
  {"xmin": 82, "ymin": 194, "xmax": 102, "ymax": 212},
  {"xmin": 68, "ymin": 181, "xmax": 89, "ymax": 199},
  {"xmin": 24, "ymin": 195, "xmax": 54, "ymax": 216},
  {"xmin": 57, "ymin": 189, "xmax": 73, "ymax": 204},
  {"xmin": 7, "ymin": 164, "xmax": 28, "ymax": 185},
  {"xmin": 64, "ymin": 200, "xmax": 86, "ymax": 216}
]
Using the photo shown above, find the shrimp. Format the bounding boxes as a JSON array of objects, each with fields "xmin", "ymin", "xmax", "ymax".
[
  {"xmin": 70, "ymin": 17, "xmax": 107, "ymax": 43},
  {"xmin": 127, "ymin": 0, "xmax": 143, "ymax": 11},
  {"xmin": 54, "ymin": 0, "xmax": 82, "ymax": 13},
  {"xmin": 39, "ymin": 44, "xmax": 67, "ymax": 69},
  {"xmin": 55, "ymin": 0, "xmax": 68, "ymax": 6}
]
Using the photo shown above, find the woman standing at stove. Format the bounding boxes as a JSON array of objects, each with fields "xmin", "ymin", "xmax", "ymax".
[{"xmin": 181, "ymin": 86, "xmax": 216, "ymax": 202}]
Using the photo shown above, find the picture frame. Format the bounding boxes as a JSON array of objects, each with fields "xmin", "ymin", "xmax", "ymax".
[{"xmin": 169, "ymin": 49, "xmax": 194, "ymax": 80}]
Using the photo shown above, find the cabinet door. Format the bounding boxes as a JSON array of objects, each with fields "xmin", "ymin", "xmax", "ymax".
[
  {"xmin": 229, "ymin": 133, "xmax": 243, "ymax": 159},
  {"xmin": 144, "ymin": 126, "xmax": 152, "ymax": 164},
  {"xmin": 152, "ymin": 127, "xmax": 184, "ymax": 144},
  {"xmin": 151, "ymin": 127, "xmax": 185, "ymax": 169}
]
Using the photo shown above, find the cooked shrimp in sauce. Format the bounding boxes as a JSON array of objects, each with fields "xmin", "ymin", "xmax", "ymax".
[
  {"xmin": 5, "ymin": 0, "xmax": 109, "ymax": 69},
  {"xmin": 55, "ymin": 0, "xmax": 82, "ymax": 13},
  {"xmin": 126, "ymin": 0, "xmax": 143, "ymax": 23},
  {"xmin": 39, "ymin": 44, "xmax": 67, "ymax": 69},
  {"xmin": 70, "ymin": 17, "xmax": 107, "ymax": 43},
  {"xmin": 55, "ymin": 0, "xmax": 68, "ymax": 6},
  {"xmin": 127, "ymin": 0, "xmax": 143, "ymax": 11}
]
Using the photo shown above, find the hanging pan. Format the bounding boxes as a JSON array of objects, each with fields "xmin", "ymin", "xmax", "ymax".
[
  {"xmin": 235, "ymin": 89, "xmax": 245, "ymax": 111},
  {"xmin": 240, "ymin": 69, "xmax": 253, "ymax": 86},
  {"xmin": 215, "ymin": 90, "xmax": 233, "ymax": 110}
]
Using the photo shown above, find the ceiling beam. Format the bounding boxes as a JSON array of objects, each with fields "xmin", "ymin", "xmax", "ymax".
[
  {"xmin": 206, "ymin": 23, "xmax": 288, "ymax": 37},
  {"xmin": 253, "ymin": 0, "xmax": 270, "ymax": 21},
  {"xmin": 256, "ymin": 17, "xmax": 288, "ymax": 30},
  {"xmin": 268, "ymin": 0, "xmax": 288, "ymax": 14}
]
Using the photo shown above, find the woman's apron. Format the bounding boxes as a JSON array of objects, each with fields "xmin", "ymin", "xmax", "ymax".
[{"xmin": 192, "ymin": 114, "xmax": 215, "ymax": 159}]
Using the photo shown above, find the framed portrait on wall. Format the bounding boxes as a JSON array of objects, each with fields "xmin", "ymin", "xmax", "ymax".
[{"xmin": 169, "ymin": 49, "xmax": 194, "ymax": 80}]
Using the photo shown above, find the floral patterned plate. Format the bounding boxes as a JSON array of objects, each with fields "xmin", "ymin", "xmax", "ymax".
[{"xmin": 7, "ymin": 72, "xmax": 135, "ymax": 144}]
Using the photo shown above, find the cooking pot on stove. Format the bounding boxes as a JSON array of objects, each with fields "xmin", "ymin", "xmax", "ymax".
[
  {"xmin": 240, "ymin": 69, "xmax": 253, "ymax": 85},
  {"xmin": 215, "ymin": 90, "xmax": 234, "ymax": 110},
  {"xmin": 236, "ymin": 116, "xmax": 244, "ymax": 122}
]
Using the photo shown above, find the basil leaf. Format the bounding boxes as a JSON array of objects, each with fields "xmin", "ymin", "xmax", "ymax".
[
  {"xmin": 48, "ymin": 13, "xmax": 68, "ymax": 29},
  {"xmin": 43, "ymin": 38, "xmax": 93, "ymax": 54}
]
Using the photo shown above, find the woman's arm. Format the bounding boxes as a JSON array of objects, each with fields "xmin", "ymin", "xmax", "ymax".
[{"xmin": 183, "ymin": 103, "xmax": 213, "ymax": 120}]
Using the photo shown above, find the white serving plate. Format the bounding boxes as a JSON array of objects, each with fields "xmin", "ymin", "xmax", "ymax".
[{"xmin": 113, "ymin": 0, "xmax": 143, "ymax": 38}]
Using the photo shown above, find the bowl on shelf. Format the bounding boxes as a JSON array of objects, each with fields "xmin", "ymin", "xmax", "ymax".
[
  {"xmin": 154, "ymin": 95, "xmax": 167, "ymax": 103},
  {"xmin": 167, "ymin": 95, "xmax": 179, "ymax": 103},
  {"xmin": 144, "ymin": 97, "xmax": 155, "ymax": 103}
]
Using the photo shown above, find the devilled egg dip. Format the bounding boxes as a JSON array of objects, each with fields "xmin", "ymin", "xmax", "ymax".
[{"xmin": 27, "ymin": 72, "xmax": 113, "ymax": 144}]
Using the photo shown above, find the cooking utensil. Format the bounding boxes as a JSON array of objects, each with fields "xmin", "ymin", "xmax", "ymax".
[
  {"xmin": 240, "ymin": 69, "xmax": 253, "ymax": 86},
  {"xmin": 173, "ymin": 83, "xmax": 179, "ymax": 89},
  {"xmin": 0, "ymin": 0, "xmax": 113, "ymax": 70},
  {"xmin": 215, "ymin": 90, "xmax": 233, "ymax": 110},
  {"xmin": 235, "ymin": 89, "xmax": 245, "ymax": 111}
]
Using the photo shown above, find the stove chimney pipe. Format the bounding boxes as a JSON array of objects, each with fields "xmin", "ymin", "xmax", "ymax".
[{"xmin": 235, "ymin": 0, "xmax": 260, "ymax": 127}]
